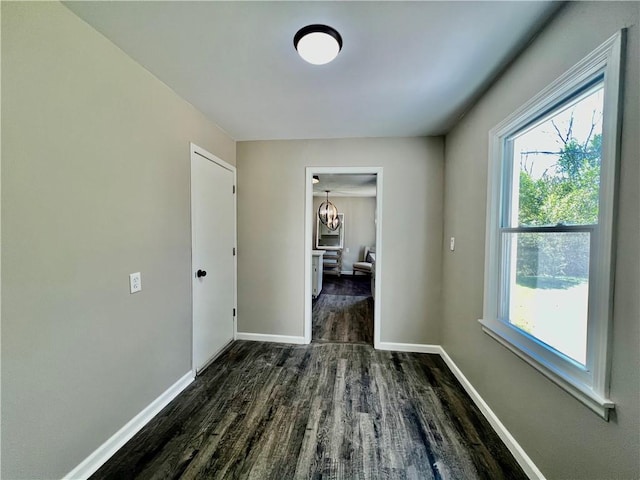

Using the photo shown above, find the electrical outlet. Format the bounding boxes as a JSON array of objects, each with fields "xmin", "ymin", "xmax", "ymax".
[
  {"xmin": 450, "ymin": 237, "xmax": 455, "ymax": 251},
  {"xmin": 129, "ymin": 272, "xmax": 142, "ymax": 293}
]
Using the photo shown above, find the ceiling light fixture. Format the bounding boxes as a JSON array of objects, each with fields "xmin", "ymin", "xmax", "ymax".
[
  {"xmin": 318, "ymin": 190, "xmax": 341, "ymax": 231},
  {"xmin": 313, "ymin": 175, "xmax": 320, "ymax": 184},
  {"xmin": 294, "ymin": 24, "xmax": 342, "ymax": 65}
]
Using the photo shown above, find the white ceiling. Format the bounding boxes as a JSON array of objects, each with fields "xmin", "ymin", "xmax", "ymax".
[
  {"xmin": 313, "ymin": 174, "xmax": 377, "ymax": 197},
  {"xmin": 64, "ymin": 1, "xmax": 560, "ymax": 141}
]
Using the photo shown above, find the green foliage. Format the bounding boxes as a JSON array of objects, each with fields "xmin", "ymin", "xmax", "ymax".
[
  {"xmin": 517, "ymin": 275, "xmax": 585, "ymax": 290},
  {"xmin": 515, "ymin": 132, "xmax": 600, "ymax": 281},
  {"xmin": 518, "ymin": 171, "xmax": 548, "ymax": 225},
  {"xmin": 516, "ymin": 231, "xmax": 590, "ymax": 282},
  {"xmin": 518, "ymin": 133, "xmax": 601, "ymax": 227}
]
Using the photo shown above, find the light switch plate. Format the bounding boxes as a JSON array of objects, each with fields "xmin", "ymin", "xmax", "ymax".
[
  {"xmin": 129, "ymin": 272, "xmax": 142, "ymax": 293},
  {"xmin": 450, "ymin": 237, "xmax": 455, "ymax": 251}
]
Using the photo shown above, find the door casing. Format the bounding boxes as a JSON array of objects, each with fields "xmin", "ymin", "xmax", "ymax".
[{"xmin": 304, "ymin": 166, "xmax": 383, "ymax": 347}]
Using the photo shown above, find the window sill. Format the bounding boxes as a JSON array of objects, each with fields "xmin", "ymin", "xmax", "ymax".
[{"xmin": 478, "ymin": 319, "xmax": 615, "ymax": 420}]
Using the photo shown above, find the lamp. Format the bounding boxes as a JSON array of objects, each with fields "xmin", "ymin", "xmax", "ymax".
[
  {"xmin": 294, "ymin": 25, "xmax": 343, "ymax": 65},
  {"xmin": 318, "ymin": 190, "xmax": 339, "ymax": 229}
]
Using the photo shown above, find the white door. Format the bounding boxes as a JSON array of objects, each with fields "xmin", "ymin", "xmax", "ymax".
[{"xmin": 191, "ymin": 146, "xmax": 235, "ymax": 373}]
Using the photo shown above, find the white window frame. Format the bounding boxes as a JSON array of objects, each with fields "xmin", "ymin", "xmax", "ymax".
[{"xmin": 479, "ymin": 30, "xmax": 625, "ymax": 420}]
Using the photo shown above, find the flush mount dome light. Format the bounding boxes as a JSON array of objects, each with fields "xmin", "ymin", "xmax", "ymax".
[{"xmin": 294, "ymin": 24, "xmax": 342, "ymax": 65}]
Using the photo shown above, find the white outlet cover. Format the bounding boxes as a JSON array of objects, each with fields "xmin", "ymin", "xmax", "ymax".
[
  {"xmin": 450, "ymin": 237, "xmax": 455, "ymax": 251},
  {"xmin": 129, "ymin": 272, "xmax": 142, "ymax": 293}
]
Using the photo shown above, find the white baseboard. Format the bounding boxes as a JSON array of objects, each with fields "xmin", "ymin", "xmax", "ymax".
[
  {"xmin": 236, "ymin": 332, "xmax": 307, "ymax": 344},
  {"xmin": 64, "ymin": 371, "xmax": 194, "ymax": 480},
  {"xmin": 376, "ymin": 342, "xmax": 441, "ymax": 354},
  {"xmin": 438, "ymin": 348, "xmax": 546, "ymax": 480}
]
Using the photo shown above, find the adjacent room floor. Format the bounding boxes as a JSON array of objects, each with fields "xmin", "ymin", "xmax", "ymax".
[
  {"xmin": 312, "ymin": 274, "xmax": 373, "ymax": 345},
  {"xmin": 91, "ymin": 341, "xmax": 527, "ymax": 480}
]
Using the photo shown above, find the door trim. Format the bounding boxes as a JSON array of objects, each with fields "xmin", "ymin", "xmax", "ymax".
[
  {"xmin": 304, "ymin": 166, "xmax": 383, "ymax": 347},
  {"xmin": 190, "ymin": 143, "xmax": 237, "ymax": 376}
]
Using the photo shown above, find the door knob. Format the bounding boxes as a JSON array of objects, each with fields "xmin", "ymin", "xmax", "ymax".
[{"xmin": 196, "ymin": 269, "xmax": 207, "ymax": 278}]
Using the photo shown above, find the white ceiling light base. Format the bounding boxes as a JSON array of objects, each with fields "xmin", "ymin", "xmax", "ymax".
[{"xmin": 294, "ymin": 24, "xmax": 342, "ymax": 65}]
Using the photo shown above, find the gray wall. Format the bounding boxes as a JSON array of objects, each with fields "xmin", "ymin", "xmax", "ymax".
[
  {"xmin": 312, "ymin": 195, "xmax": 376, "ymax": 272},
  {"xmin": 441, "ymin": 2, "xmax": 639, "ymax": 479},
  {"xmin": 237, "ymin": 137, "xmax": 444, "ymax": 343},
  {"xmin": 1, "ymin": 3, "xmax": 235, "ymax": 478}
]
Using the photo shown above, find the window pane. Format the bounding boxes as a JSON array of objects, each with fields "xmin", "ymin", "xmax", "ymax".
[
  {"xmin": 503, "ymin": 231, "xmax": 590, "ymax": 365},
  {"xmin": 509, "ymin": 86, "xmax": 603, "ymax": 227}
]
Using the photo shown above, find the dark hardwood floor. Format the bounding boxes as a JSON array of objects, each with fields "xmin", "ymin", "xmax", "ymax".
[
  {"xmin": 313, "ymin": 274, "xmax": 373, "ymax": 345},
  {"xmin": 321, "ymin": 274, "xmax": 372, "ymax": 297},
  {"xmin": 92, "ymin": 341, "xmax": 527, "ymax": 480}
]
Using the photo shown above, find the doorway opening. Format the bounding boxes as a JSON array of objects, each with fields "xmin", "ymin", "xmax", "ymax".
[{"xmin": 304, "ymin": 167, "xmax": 382, "ymax": 347}]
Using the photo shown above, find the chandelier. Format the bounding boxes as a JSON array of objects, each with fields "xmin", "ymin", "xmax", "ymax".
[{"xmin": 318, "ymin": 190, "xmax": 341, "ymax": 231}]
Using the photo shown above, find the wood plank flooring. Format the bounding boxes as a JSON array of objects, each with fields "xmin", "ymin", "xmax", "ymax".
[
  {"xmin": 91, "ymin": 341, "xmax": 527, "ymax": 480},
  {"xmin": 313, "ymin": 275, "xmax": 373, "ymax": 345},
  {"xmin": 312, "ymin": 295, "xmax": 373, "ymax": 345},
  {"xmin": 321, "ymin": 274, "xmax": 372, "ymax": 297}
]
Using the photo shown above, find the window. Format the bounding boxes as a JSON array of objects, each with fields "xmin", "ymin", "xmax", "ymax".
[{"xmin": 480, "ymin": 31, "xmax": 625, "ymax": 419}]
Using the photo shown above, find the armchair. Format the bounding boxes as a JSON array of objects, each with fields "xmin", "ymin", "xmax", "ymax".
[{"xmin": 353, "ymin": 246, "xmax": 373, "ymax": 276}]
